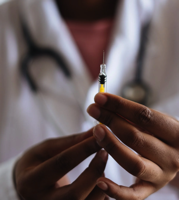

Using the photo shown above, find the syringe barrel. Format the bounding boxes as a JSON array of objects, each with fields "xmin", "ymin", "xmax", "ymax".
[
  {"xmin": 98, "ymin": 64, "xmax": 107, "ymax": 92},
  {"xmin": 99, "ymin": 82, "xmax": 107, "ymax": 92}
]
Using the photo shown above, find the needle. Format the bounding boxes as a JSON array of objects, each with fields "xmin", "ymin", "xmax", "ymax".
[{"xmin": 103, "ymin": 50, "xmax": 105, "ymax": 65}]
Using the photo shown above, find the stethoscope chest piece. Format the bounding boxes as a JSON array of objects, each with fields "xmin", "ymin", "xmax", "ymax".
[
  {"xmin": 121, "ymin": 81, "xmax": 149, "ymax": 105},
  {"xmin": 121, "ymin": 21, "xmax": 151, "ymax": 105}
]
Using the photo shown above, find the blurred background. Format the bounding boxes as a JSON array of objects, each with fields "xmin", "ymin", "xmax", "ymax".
[{"xmin": 0, "ymin": 0, "xmax": 9, "ymax": 4}]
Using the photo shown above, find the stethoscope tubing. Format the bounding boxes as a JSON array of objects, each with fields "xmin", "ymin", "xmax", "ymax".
[
  {"xmin": 19, "ymin": 14, "xmax": 89, "ymax": 136},
  {"xmin": 20, "ymin": 16, "xmax": 71, "ymax": 93}
]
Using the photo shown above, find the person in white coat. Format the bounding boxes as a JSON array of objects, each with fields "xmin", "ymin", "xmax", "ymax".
[{"xmin": 1, "ymin": 0, "xmax": 179, "ymax": 199}]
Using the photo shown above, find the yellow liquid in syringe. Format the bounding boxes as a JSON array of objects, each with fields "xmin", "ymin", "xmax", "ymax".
[{"xmin": 99, "ymin": 84, "xmax": 105, "ymax": 93}]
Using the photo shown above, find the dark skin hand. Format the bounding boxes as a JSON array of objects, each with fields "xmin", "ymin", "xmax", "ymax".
[
  {"xmin": 14, "ymin": 129, "xmax": 109, "ymax": 200},
  {"xmin": 55, "ymin": 0, "xmax": 119, "ymax": 21},
  {"xmin": 87, "ymin": 93, "xmax": 179, "ymax": 200}
]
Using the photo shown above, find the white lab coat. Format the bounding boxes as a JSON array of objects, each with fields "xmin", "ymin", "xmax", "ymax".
[{"xmin": 0, "ymin": 0, "xmax": 179, "ymax": 199}]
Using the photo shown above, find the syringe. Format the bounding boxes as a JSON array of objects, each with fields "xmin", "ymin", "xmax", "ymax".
[{"xmin": 99, "ymin": 51, "xmax": 107, "ymax": 93}]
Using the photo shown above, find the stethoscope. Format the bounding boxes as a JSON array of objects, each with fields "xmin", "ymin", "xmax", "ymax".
[
  {"xmin": 121, "ymin": 22, "xmax": 151, "ymax": 105},
  {"xmin": 20, "ymin": 16, "xmax": 71, "ymax": 93},
  {"xmin": 20, "ymin": 17, "xmax": 86, "ymax": 135},
  {"xmin": 20, "ymin": 16, "xmax": 151, "ymax": 134}
]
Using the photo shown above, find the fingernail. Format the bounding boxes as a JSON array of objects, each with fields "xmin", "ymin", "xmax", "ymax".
[
  {"xmin": 97, "ymin": 181, "xmax": 108, "ymax": 191},
  {"xmin": 87, "ymin": 105, "xmax": 101, "ymax": 119},
  {"xmin": 95, "ymin": 93, "xmax": 108, "ymax": 105},
  {"xmin": 93, "ymin": 125, "xmax": 105, "ymax": 142},
  {"xmin": 98, "ymin": 150, "xmax": 108, "ymax": 162}
]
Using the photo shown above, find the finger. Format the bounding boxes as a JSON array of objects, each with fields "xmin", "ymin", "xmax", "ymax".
[
  {"xmin": 15, "ymin": 129, "xmax": 95, "ymax": 187},
  {"xmin": 53, "ymin": 150, "xmax": 108, "ymax": 200},
  {"xmin": 93, "ymin": 112, "xmax": 175, "ymax": 171},
  {"xmin": 38, "ymin": 128, "xmax": 94, "ymax": 158},
  {"xmin": 93, "ymin": 125, "xmax": 164, "ymax": 183},
  {"xmin": 25, "ymin": 137, "xmax": 101, "ymax": 187},
  {"xmin": 19, "ymin": 128, "xmax": 95, "ymax": 171},
  {"xmin": 92, "ymin": 93, "xmax": 179, "ymax": 145},
  {"xmin": 85, "ymin": 186, "xmax": 106, "ymax": 200},
  {"xmin": 97, "ymin": 177, "xmax": 156, "ymax": 200}
]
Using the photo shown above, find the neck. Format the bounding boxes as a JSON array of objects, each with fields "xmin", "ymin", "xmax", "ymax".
[{"xmin": 55, "ymin": 0, "xmax": 119, "ymax": 22}]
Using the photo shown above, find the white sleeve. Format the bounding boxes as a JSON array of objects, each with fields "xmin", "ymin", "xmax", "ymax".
[{"xmin": 0, "ymin": 157, "xmax": 20, "ymax": 200}]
